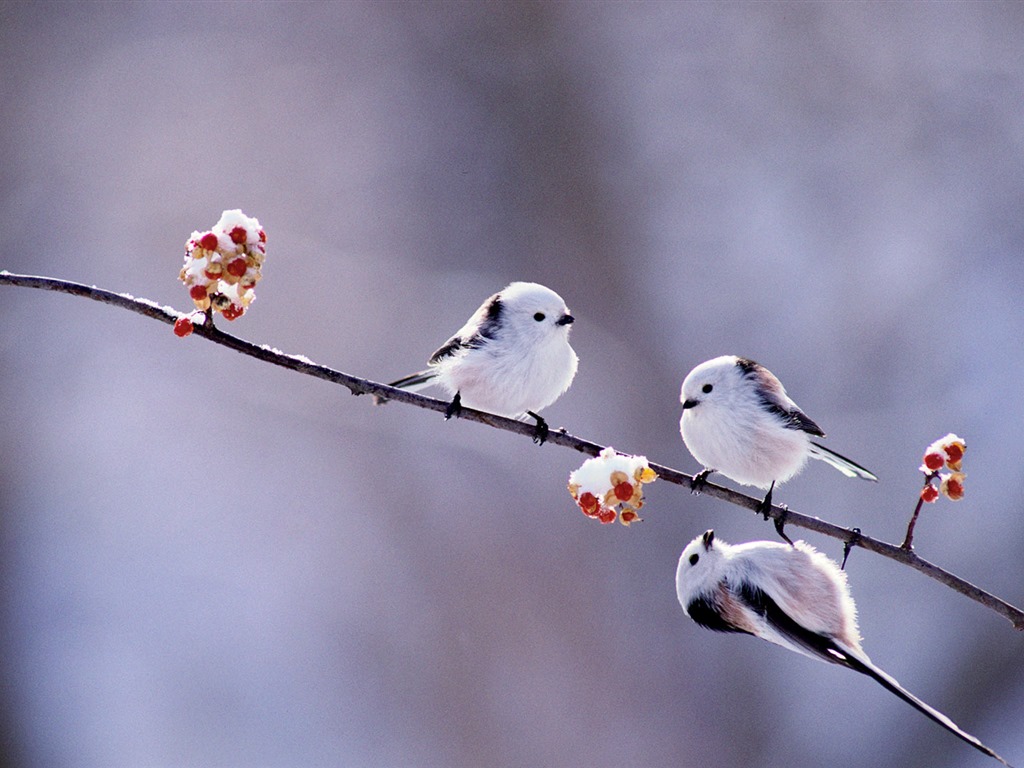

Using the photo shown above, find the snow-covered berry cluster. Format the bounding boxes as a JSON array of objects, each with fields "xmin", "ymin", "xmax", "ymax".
[
  {"xmin": 920, "ymin": 433, "xmax": 966, "ymax": 503},
  {"xmin": 179, "ymin": 209, "xmax": 266, "ymax": 322},
  {"xmin": 568, "ymin": 447, "xmax": 657, "ymax": 526}
]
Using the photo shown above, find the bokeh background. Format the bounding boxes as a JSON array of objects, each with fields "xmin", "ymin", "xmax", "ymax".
[{"xmin": 2, "ymin": 2, "xmax": 1022, "ymax": 767}]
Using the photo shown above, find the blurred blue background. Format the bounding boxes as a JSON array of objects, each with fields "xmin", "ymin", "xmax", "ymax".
[{"xmin": 1, "ymin": 2, "xmax": 1022, "ymax": 766}]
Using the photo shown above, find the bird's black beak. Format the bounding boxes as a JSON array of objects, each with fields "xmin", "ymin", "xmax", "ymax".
[
  {"xmin": 557, "ymin": 313, "xmax": 574, "ymax": 326},
  {"xmin": 682, "ymin": 398, "xmax": 699, "ymax": 410},
  {"xmin": 701, "ymin": 529, "xmax": 715, "ymax": 550}
]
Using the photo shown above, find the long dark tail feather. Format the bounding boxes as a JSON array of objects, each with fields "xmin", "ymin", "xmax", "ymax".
[
  {"xmin": 388, "ymin": 370, "xmax": 435, "ymax": 390},
  {"xmin": 736, "ymin": 582, "xmax": 1008, "ymax": 764},
  {"xmin": 809, "ymin": 441, "xmax": 879, "ymax": 482},
  {"xmin": 843, "ymin": 652, "xmax": 1013, "ymax": 766},
  {"xmin": 373, "ymin": 370, "xmax": 436, "ymax": 405}
]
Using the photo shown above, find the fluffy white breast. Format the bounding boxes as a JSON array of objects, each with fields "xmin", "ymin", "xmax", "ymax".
[{"xmin": 680, "ymin": 357, "xmax": 810, "ymax": 489}]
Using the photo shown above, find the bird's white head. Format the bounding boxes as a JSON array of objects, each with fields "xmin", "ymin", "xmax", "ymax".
[
  {"xmin": 679, "ymin": 355, "xmax": 748, "ymax": 413},
  {"xmin": 675, "ymin": 528, "xmax": 728, "ymax": 608},
  {"xmin": 496, "ymin": 281, "xmax": 575, "ymax": 344}
]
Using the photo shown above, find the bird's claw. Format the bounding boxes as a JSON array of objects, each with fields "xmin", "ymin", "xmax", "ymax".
[
  {"xmin": 691, "ymin": 469, "xmax": 714, "ymax": 495},
  {"xmin": 527, "ymin": 411, "xmax": 549, "ymax": 445},
  {"xmin": 773, "ymin": 506, "xmax": 794, "ymax": 546},
  {"xmin": 841, "ymin": 528, "xmax": 862, "ymax": 570},
  {"xmin": 445, "ymin": 392, "xmax": 463, "ymax": 420},
  {"xmin": 756, "ymin": 481, "xmax": 776, "ymax": 521}
]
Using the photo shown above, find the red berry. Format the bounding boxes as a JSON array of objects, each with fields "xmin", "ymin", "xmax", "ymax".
[
  {"xmin": 221, "ymin": 303, "xmax": 244, "ymax": 321},
  {"xmin": 199, "ymin": 232, "xmax": 219, "ymax": 251},
  {"xmin": 173, "ymin": 317, "xmax": 194, "ymax": 337},
  {"xmin": 613, "ymin": 481, "xmax": 634, "ymax": 502},
  {"xmin": 258, "ymin": 229, "xmax": 267, "ymax": 243},
  {"xmin": 578, "ymin": 492, "xmax": 600, "ymax": 516},
  {"xmin": 920, "ymin": 483, "xmax": 939, "ymax": 503},
  {"xmin": 189, "ymin": 285, "xmax": 208, "ymax": 301},
  {"xmin": 597, "ymin": 507, "xmax": 617, "ymax": 524},
  {"xmin": 923, "ymin": 452, "xmax": 944, "ymax": 471},
  {"xmin": 944, "ymin": 443, "xmax": 964, "ymax": 465},
  {"xmin": 941, "ymin": 474, "xmax": 965, "ymax": 501},
  {"xmin": 226, "ymin": 258, "xmax": 247, "ymax": 277},
  {"xmin": 229, "ymin": 226, "xmax": 247, "ymax": 244}
]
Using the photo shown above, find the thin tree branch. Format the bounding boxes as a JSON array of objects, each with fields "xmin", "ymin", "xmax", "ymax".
[{"xmin": 3, "ymin": 270, "xmax": 1023, "ymax": 631}]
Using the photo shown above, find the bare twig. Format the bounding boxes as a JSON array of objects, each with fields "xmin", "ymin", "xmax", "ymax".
[
  {"xmin": 902, "ymin": 472, "xmax": 938, "ymax": 550},
  {"xmin": 3, "ymin": 270, "xmax": 1023, "ymax": 631}
]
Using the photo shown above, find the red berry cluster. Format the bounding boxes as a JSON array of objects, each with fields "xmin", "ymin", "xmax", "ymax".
[
  {"xmin": 568, "ymin": 447, "xmax": 657, "ymax": 526},
  {"xmin": 920, "ymin": 434, "xmax": 966, "ymax": 503},
  {"xmin": 179, "ymin": 209, "xmax": 266, "ymax": 324}
]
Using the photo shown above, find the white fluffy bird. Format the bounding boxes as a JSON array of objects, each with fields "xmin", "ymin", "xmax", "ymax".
[
  {"xmin": 679, "ymin": 355, "xmax": 876, "ymax": 520},
  {"xmin": 383, "ymin": 281, "xmax": 578, "ymax": 443},
  {"xmin": 675, "ymin": 530, "xmax": 1012, "ymax": 766}
]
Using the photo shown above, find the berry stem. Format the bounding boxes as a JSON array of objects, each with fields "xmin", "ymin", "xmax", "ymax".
[{"xmin": 902, "ymin": 471, "xmax": 938, "ymax": 550}]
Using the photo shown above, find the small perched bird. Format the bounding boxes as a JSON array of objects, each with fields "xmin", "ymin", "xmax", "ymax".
[
  {"xmin": 381, "ymin": 281, "xmax": 578, "ymax": 443},
  {"xmin": 674, "ymin": 530, "xmax": 1013, "ymax": 767},
  {"xmin": 679, "ymin": 356, "xmax": 876, "ymax": 523}
]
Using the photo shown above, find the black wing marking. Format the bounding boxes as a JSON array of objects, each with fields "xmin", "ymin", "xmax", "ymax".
[
  {"xmin": 771, "ymin": 405, "xmax": 825, "ymax": 437},
  {"xmin": 736, "ymin": 581, "xmax": 848, "ymax": 666},
  {"xmin": 428, "ymin": 294, "xmax": 504, "ymax": 363},
  {"xmin": 735, "ymin": 358, "xmax": 825, "ymax": 437},
  {"xmin": 735, "ymin": 582, "xmax": 1012, "ymax": 766},
  {"xmin": 687, "ymin": 595, "xmax": 753, "ymax": 635},
  {"xmin": 465, "ymin": 294, "xmax": 503, "ymax": 348},
  {"xmin": 428, "ymin": 335, "xmax": 465, "ymax": 364},
  {"xmin": 734, "ymin": 358, "xmax": 762, "ymax": 378}
]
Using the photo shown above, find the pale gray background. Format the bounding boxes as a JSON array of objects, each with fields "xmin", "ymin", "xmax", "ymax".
[{"xmin": 1, "ymin": 2, "xmax": 1022, "ymax": 767}]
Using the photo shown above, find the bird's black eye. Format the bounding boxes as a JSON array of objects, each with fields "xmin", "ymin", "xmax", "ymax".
[
  {"xmin": 689, "ymin": 553, "xmax": 699, "ymax": 566},
  {"xmin": 534, "ymin": 312, "xmax": 546, "ymax": 322},
  {"xmin": 702, "ymin": 383, "xmax": 713, "ymax": 394}
]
